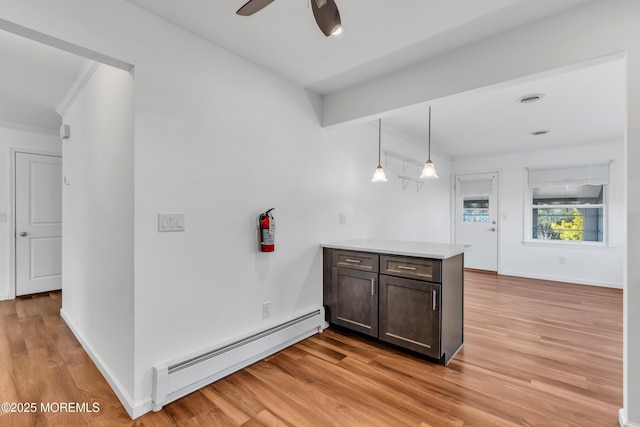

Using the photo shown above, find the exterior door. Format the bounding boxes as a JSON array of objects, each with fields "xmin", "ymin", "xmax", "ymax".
[
  {"xmin": 454, "ymin": 172, "xmax": 498, "ymax": 272},
  {"xmin": 15, "ymin": 152, "xmax": 63, "ymax": 296}
]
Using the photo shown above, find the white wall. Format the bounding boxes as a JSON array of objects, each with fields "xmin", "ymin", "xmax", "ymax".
[
  {"xmin": 60, "ymin": 64, "xmax": 135, "ymax": 404},
  {"xmin": 363, "ymin": 127, "xmax": 452, "ymax": 243},
  {"xmin": 453, "ymin": 140, "xmax": 624, "ymax": 288},
  {"xmin": 0, "ymin": 126, "xmax": 60, "ymax": 300}
]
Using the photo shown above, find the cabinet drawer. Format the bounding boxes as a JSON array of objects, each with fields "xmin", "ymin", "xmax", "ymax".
[
  {"xmin": 333, "ymin": 250, "xmax": 379, "ymax": 272},
  {"xmin": 380, "ymin": 255, "xmax": 441, "ymax": 283}
]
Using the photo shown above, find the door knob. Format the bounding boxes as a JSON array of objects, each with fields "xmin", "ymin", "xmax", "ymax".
[
  {"xmin": 19, "ymin": 231, "xmax": 27, "ymax": 237},
  {"xmin": 489, "ymin": 228, "xmax": 496, "ymax": 232}
]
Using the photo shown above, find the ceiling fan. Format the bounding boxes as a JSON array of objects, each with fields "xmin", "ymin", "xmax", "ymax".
[{"xmin": 236, "ymin": 0, "xmax": 342, "ymax": 37}]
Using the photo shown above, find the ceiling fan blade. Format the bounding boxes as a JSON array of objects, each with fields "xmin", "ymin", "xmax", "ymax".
[
  {"xmin": 311, "ymin": 0, "xmax": 342, "ymax": 36},
  {"xmin": 236, "ymin": 0, "xmax": 275, "ymax": 16}
]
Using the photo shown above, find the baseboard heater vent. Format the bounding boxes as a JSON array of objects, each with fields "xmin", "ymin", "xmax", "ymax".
[{"xmin": 152, "ymin": 307, "xmax": 325, "ymax": 411}]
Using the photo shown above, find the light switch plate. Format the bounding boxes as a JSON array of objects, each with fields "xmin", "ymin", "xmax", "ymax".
[
  {"xmin": 339, "ymin": 212, "xmax": 347, "ymax": 225},
  {"xmin": 158, "ymin": 213, "xmax": 185, "ymax": 232}
]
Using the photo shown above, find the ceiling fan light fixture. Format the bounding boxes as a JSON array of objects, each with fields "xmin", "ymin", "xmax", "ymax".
[
  {"xmin": 311, "ymin": 0, "xmax": 342, "ymax": 37},
  {"xmin": 237, "ymin": 0, "xmax": 341, "ymax": 37}
]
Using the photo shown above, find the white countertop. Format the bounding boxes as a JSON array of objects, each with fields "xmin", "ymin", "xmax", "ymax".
[{"xmin": 321, "ymin": 239, "xmax": 471, "ymax": 259}]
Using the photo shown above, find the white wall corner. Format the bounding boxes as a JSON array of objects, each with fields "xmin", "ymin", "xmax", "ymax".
[
  {"xmin": 620, "ymin": 408, "xmax": 640, "ymax": 427},
  {"xmin": 59, "ymin": 308, "xmax": 137, "ymax": 419},
  {"xmin": 56, "ymin": 59, "xmax": 101, "ymax": 116},
  {"xmin": 131, "ymin": 398, "xmax": 152, "ymax": 420},
  {"xmin": 0, "ymin": 293, "xmax": 9, "ymax": 301}
]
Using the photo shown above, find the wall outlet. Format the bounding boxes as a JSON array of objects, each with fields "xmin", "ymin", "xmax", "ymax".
[
  {"xmin": 559, "ymin": 256, "xmax": 567, "ymax": 265},
  {"xmin": 339, "ymin": 212, "xmax": 347, "ymax": 225},
  {"xmin": 262, "ymin": 302, "xmax": 271, "ymax": 319}
]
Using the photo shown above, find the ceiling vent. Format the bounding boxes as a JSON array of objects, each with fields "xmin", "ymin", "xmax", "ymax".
[
  {"xmin": 530, "ymin": 130, "xmax": 550, "ymax": 136},
  {"xmin": 518, "ymin": 94, "xmax": 545, "ymax": 104}
]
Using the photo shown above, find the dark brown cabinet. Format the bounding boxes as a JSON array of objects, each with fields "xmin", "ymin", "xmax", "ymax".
[
  {"xmin": 323, "ymin": 247, "xmax": 463, "ymax": 365},
  {"xmin": 332, "ymin": 267, "xmax": 378, "ymax": 337},
  {"xmin": 379, "ymin": 274, "xmax": 440, "ymax": 359},
  {"xmin": 329, "ymin": 250, "xmax": 379, "ymax": 337}
]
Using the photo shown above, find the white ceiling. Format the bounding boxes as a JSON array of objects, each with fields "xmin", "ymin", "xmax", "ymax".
[
  {"xmin": 0, "ymin": 0, "xmax": 625, "ymax": 158},
  {"xmin": 125, "ymin": 0, "xmax": 591, "ymax": 95},
  {"xmin": 383, "ymin": 58, "xmax": 626, "ymax": 158},
  {"xmin": 0, "ymin": 29, "xmax": 85, "ymax": 131}
]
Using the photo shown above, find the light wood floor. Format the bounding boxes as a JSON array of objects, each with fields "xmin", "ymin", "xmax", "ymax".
[{"xmin": 0, "ymin": 272, "xmax": 622, "ymax": 426}]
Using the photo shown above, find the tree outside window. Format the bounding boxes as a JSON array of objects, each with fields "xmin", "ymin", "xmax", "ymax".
[{"xmin": 527, "ymin": 163, "xmax": 608, "ymax": 244}]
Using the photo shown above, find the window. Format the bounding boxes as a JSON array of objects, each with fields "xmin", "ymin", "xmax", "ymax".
[
  {"xmin": 463, "ymin": 198, "xmax": 490, "ymax": 222},
  {"xmin": 458, "ymin": 177, "xmax": 493, "ymax": 223},
  {"xmin": 526, "ymin": 163, "xmax": 609, "ymax": 244}
]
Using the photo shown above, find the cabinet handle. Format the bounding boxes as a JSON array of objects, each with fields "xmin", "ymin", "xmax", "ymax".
[
  {"xmin": 345, "ymin": 259, "xmax": 361, "ymax": 263},
  {"xmin": 397, "ymin": 265, "xmax": 416, "ymax": 271},
  {"xmin": 371, "ymin": 278, "xmax": 376, "ymax": 296},
  {"xmin": 432, "ymin": 289, "xmax": 437, "ymax": 310}
]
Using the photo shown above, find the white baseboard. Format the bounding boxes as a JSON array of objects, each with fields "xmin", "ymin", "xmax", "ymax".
[
  {"xmin": 60, "ymin": 308, "xmax": 137, "ymax": 419},
  {"xmin": 497, "ymin": 270, "xmax": 622, "ymax": 289},
  {"xmin": 131, "ymin": 398, "xmax": 152, "ymax": 419},
  {"xmin": 620, "ymin": 408, "xmax": 640, "ymax": 427},
  {"xmin": 0, "ymin": 293, "xmax": 9, "ymax": 301}
]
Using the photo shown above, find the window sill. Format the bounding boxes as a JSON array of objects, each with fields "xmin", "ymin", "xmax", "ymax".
[{"xmin": 522, "ymin": 240, "xmax": 614, "ymax": 250}]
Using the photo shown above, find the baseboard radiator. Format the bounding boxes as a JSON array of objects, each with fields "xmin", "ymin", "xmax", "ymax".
[{"xmin": 151, "ymin": 307, "xmax": 325, "ymax": 411}]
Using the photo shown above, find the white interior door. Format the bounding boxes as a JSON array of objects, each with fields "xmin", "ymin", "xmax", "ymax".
[
  {"xmin": 15, "ymin": 152, "xmax": 63, "ymax": 296},
  {"xmin": 454, "ymin": 172, "xmax": 498, "ymax": 272}
]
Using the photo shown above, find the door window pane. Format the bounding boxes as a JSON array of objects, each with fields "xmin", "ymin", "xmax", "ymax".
[{"xmin": 463, "ymin": 198, "xmax": 489, "ymax": 222}]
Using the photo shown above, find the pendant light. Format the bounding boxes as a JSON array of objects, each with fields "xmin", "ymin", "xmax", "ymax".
[
  {"xmin": 371, "ymin": 119, "xmax": 388, "ymax": 182},
  {"xmin": 420, "ymin": 106, "xmax": 438, "ymax": 179}
]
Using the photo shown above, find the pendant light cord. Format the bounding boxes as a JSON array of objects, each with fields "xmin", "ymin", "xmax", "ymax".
[
  {"xmin": 428, "ymin": 106, "xmax": 432, "ymax": 161},
  {"xmin": 378, "ymin": 119, "xmax": 382, "ymax": 165}
]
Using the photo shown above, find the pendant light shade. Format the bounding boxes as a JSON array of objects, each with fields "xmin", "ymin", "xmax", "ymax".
[
  {"xmin": 372, "ymin": 119, "xmax": 388, "ymax": 183},
  {"xmin": 420, "ymin": 106, "xmax": 438, "ymax": 180}
]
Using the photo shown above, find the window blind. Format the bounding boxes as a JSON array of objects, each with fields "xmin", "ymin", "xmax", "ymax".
[
  {"xmin": 527, "ymin": 163, "xmax": 609, "ymax": 188},
  {"xmin": 458, "ymin": 178, "xmax": 493, "ymax": 196}
]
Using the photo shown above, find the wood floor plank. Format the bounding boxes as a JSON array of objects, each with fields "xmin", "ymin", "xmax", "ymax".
[
  {"xmin": 198, "ymin": 386, "xmax": 252, "ymax": 425},
  {"xmin": 0, "ymin": 273, "xmax": 622, "ymax": 426}
]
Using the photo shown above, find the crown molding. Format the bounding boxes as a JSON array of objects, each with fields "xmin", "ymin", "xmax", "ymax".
[
  {"xmin": 0, "ymin": 121, "xmax": 58, "ymax": 136},
  {"xmin": 56, "ymin": 59, "xmax": 100, "ymax": 116}
]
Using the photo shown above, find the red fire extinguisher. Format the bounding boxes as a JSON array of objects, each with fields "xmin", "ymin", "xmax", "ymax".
[{"xmin": 259, "ymin": 208, "xmax": 276, "ymax": 252}]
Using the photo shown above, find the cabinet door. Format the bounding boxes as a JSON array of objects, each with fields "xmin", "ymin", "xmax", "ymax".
[
  {"xmin": 331, "ymin": 267, "xmax": 378, "ymax": 337},
  {"xmin": 379, "ymin": 275, "xmax": 440, "ymax": 358}
]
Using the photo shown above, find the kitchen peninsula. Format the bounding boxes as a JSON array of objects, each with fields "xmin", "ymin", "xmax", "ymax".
[{"xmin": 322, "ymin": 239, "xmax": 469, "ymax": 365}]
